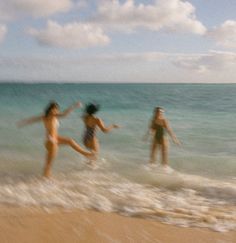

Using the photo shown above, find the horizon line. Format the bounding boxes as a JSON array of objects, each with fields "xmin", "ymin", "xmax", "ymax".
[{"xmin": 0, "ymin": 81, "xmax": 236, "ymax": 85}]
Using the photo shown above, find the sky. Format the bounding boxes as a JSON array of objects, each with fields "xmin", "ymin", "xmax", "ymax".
[{"xmin": 0, "ymin": 0, "xmax": 235, "ymax": 83}]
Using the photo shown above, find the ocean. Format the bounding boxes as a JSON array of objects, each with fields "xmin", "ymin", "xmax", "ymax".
[{"xmin": 0, "ymin": 83, "xmax": 235, "ymax": 231}]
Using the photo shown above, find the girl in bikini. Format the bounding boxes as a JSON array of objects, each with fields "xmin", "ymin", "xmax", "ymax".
[
  {"xmin": 18, "ymin": 101, "xmax": 94, "ymax": 178},
  {"xmin": 82, "ymin": 103, "xmax": 119, "ymax": 161},
  {"xmin": 147, "ymin": 107, "xmax": 181, "ymax": 167}
]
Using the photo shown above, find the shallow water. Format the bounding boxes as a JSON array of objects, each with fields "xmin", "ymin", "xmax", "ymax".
[{"xmin": 0, "ymin": 83, "xmax": 235, "ymax": 231}]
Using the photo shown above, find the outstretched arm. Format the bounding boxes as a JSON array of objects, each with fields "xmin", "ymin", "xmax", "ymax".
[
  {"xmin": 97, "ymin": 118, "xmax": 119, "ymax": 133},
  {"xmin": 57, "ymin": 101, "xmax": 82, "ymax": 118},
  {"xmin": 164, "ymin": 119, "xmax": 181, "ymax": 146},
  {"xmin": 17, "ymin": 115, "xmax": 43, "ymax": 128}
]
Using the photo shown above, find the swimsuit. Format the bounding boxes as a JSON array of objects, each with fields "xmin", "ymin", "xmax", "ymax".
[
  {"xmin": 47, "ymin": 135, "xmax": 57, "ymax": 144},
  {"xmin": 83, "ymin": 126, "xmax": 96, "ymax": 144},
  {"xmin": 46, "ymin": 119, "xmax": 59, "ymax": 144},
  {"xmin": 153, "ymin": 123, "xmax": 165, "ymax": 144}
]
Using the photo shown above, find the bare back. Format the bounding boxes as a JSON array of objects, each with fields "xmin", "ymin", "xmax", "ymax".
[{"xmin": 83, "ymin": 115, "xmax": 98, "ymax": 129}]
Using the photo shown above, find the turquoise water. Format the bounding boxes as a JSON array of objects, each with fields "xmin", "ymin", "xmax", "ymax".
[{"xmin": 0, "ymin": 83, "xmax": 235, "ymax": 231}]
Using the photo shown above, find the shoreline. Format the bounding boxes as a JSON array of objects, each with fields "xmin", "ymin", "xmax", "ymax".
[{"xmin": 0, "ymin": 206, "xmax": 235, "ymax": 243}]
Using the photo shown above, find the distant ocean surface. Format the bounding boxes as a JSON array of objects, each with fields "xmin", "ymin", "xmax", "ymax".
[{"xmin": 0, "ymin": 83, "xmax": 235, "ymax": 231}]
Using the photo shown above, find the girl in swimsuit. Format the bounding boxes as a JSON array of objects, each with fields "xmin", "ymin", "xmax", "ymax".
[
  {"xmin": 146, "ymin": 107, "xmax": 181, "ymax": 167},
  {"xmin": 17, "ymin": 101, "xmax": 94, "ymax": 178},
  {"xmin": 82, "ymin": 103, "xmax": 119, "ymax": 160}
]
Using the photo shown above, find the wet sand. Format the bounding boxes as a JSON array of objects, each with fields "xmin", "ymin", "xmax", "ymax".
[{"xmin": 0, "ymin": 207, "xmax": 235, "ymax": 243}]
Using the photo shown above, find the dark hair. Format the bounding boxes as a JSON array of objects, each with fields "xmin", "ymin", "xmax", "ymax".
[
  {"xmin": 44, "ymin": 101, "xmax": 59, "ymax": 117},
  {"xmin": 85, "ymin": 103, "xmax": 100, "ymax": 115}
]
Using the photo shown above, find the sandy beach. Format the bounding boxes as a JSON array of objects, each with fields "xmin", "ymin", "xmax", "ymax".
[{"xmin": 0, "ymin": 207, "xmax": 235, "ymax": 243}]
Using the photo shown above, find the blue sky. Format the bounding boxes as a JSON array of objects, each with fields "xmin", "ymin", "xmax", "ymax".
[{"xmin": 0, "ymin": 0, "xmax": 235, "ymax": 83}]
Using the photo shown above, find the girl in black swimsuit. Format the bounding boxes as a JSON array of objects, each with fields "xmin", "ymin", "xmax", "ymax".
[
  {"xmin": 82, "ymin": 103, "xmax": 119, "ymax": 162},
  {"xmin": 147, "ymin": 107, "xmax": 180, "ymax": 167}
]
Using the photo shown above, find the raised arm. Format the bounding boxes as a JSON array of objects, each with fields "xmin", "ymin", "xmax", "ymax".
[
  {"xmin": 164, "ymin": 119, "xmax": 181, "ymax": 145},
  {"xmin": 57, "ymin": 101, "xmax": 82, "ymax": 118},
  {"xmin": 17, "ymin": 115, "xmax": 43, "ymax": 128},
  {"xmin": 96, "ymin": 118, "xmax": 119, "ymax": 133}
]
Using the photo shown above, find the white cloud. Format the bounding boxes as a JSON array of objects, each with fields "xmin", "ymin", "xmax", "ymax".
[
  {"xmin": 84, "ymin": 51, "xmax": 236, "ymax": 73},
  {"xmin": 0, "ymin": 0, "xmax": 72, "ymax": 21},
  {"xmin": 172, "ymin": 51, "xmax": 236, "ymax": 72},
  {"xmin": 1, "ymin": 51, "xmax": 235, "ymax": 82},
  {"xmin": 28, "ymin": 20, "xmax": 110, "ymax": 49},
  {"xmin": 0, "ymin": 24, "xmax": 7, "ymax": 43},
  {"xmin": 93, "ymin": 0, "xmax": 206, "ymax": 34},
  {"xmin": 87, "ymin": 52, "xmax": 167, "ymax": 63},
  {"xmin": 208, "ymin": 20, "xmax": 236, "ymax": 49}
]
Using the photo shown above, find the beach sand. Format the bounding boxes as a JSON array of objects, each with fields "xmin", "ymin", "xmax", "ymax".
[{"xmin": 0, "ymin": 207, "xmax": 235, "ymax": 243}]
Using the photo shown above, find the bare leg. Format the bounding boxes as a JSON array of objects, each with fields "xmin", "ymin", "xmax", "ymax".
[
  {"xmin": 58, "ymin": 136, "xmax": 94, "ymax": 159},
  {"xmin": 92, "ymin": 138, "xmax": 99, "ymax": 154},
  {"xmin": 84, "ymin": 138, "xmax": 99, "ymax": 165},
  {"xmin": 84, "ymin": 138, "xmax": 99, "ymax": 153},
  {"xmin": 44, "ymin": 141, "xmax": 58, "ymax": 178},
  {"xmin": 161, "ymin": 138, "xmax": 169, "ymax": 166},
  {"xmin": 150, "ymin": 139, "xmax": 158, "ymax": 164}
]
